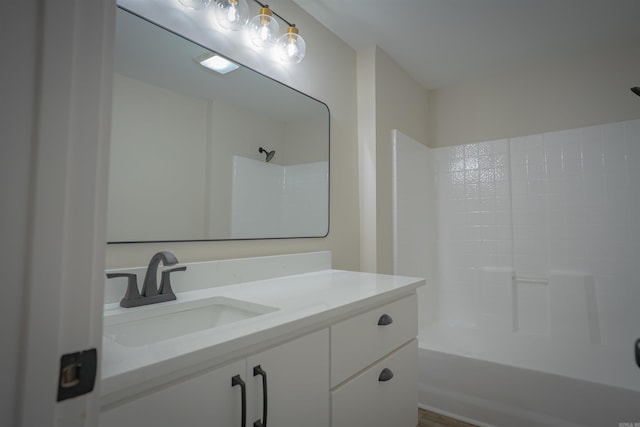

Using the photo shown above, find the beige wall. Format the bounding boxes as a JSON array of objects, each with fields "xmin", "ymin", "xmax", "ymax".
[
  {"xmin": 430, "ymin": 45, "xmax": 640, "ymax": 148},
  {"xmin": 108, "ymin": 0, "xmax": 359, "ymax": 270},
  {"xmin": 356, "ymin": 46, "xmax": 377, "ymax": 273},
  {"xmin": 282, "ymin": 115, "xmax": 327, "ymax": 165},
  {"xmin": 109, "ymin": 74, "xmax": 209, "ymax": 241},
  {"xmin": 374, "ymin": 48, "xmax": 430, "ymax": 274},
  {"xmin": 356, "ymin": 46, "xmax": 431, "ymax": 274}
]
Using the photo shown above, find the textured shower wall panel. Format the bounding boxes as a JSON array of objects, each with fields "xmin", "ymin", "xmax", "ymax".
[
  {"xmin": 549, "ymin": 273, "xmax": 600, "ymax": 344},
  {"xmin": 508, "ymin": 119, "xmax": 640, "ymax": 347},
  {"xmin": 395, "ymin": 118, "xmax": 639, "ymax": 354},
  {"xmin": 231, "ymin": 156, "xmax": 283, "ymax": 238},
  {"xmin": 392, "ymin": 131, "xmax": 434, "ymax": 279},
  {"xmin": 509, "ymin": 134, "xmax": 550, "ymax": 278},
  {"xmin": 435, "ymin": 139, "xmax": 512, "ymax": 327},
  {"xmin": 478, "ymin": 267, "xmax": 514, "ymax": 332},
  {"xmin": 231, "ymin": 157, "xmax": 329, "ymax": 238},
  {"xmin": 391, "ymin": 130, "xmax": 437, "ymax": 326},
  {"xmin": 582, "ymin": 120, "xmax": 639, "ymax": 347},
  {"xmin": 281, "ymin": 161, "xmax": 329, "ymax": 236},
  {"xmin": 515, "ymin": 280, "xmax": 550, "ymax": 336}
]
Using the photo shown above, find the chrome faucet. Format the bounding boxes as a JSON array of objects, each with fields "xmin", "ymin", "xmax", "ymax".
[{"xmin": 106, "ymin": 251, "xmax": 186, "ymax": 308}]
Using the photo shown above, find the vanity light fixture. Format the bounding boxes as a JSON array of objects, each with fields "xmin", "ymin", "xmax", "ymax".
[
  {"xmin": 248, "ymin": 6, "xmax": 280, "ymax": 48},
  {"xmin": 215, "ymin": 0, "xmax": 250, "ymax": 31},
  {"xmin": 195, "ymin": 53, "xmax": 240, "ymax": 74},
  {"xmin": 178, "ymin": 0, "xmax": 306, "ymax": 64},
  {"xmin": 277, "ymin": 24, "xmax": 306, "ymax": 63}
]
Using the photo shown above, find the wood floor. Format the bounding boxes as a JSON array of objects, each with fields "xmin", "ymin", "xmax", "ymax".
[{"xmin": 418, "ymin": 408, "xmax": 478, "ymax": 427}]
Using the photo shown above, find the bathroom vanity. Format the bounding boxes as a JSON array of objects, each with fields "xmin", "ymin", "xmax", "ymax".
[{"xmin": 100, "ymin": 252, "xmax": 423, "ymax": 427}]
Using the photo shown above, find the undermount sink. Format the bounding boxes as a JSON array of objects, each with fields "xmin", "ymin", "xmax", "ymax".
[{"xmin": 103, "ymin": 296, "xmax": 278, "ymax": 347}]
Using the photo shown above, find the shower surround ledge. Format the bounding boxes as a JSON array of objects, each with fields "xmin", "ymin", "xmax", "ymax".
[{"xmin": 101, "ymin": 251, "xmax": 424, "ymax": 407}]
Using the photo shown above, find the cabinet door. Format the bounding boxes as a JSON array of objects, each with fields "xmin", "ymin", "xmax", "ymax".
[
  {"xmin": 246, "ymin": 329, "xmax": 330, "ymax": 427},
  {"xmin": 332, "ymin": 339, "xmax": 418, "ymax": 427},
  {"xmin": 100, "ymin": 359, "xmax": 247, "ymax": 427}
]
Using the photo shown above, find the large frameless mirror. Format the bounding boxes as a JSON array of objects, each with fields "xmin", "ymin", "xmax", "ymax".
[{"xmin": 107, "ymin": 7, "xmax": 329, "ymax": 243}]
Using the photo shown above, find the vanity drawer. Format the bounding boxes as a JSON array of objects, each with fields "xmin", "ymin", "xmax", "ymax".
[
  {"xmin": 331, "ymin": 339, "xmax": 418, "ymax": 427},
  {"xmin": 330, "ymin": 293, "xmax": 417, "ymax": 387}
]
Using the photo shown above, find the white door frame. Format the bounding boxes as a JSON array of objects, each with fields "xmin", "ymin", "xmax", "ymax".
[{"xmin": 18, "ymin": 0, "xmax": 114, "ymax": 425}]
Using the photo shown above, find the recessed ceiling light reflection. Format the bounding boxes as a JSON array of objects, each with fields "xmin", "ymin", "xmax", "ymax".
[{"xmin": 195, "ymin": 53, "xmax": 239, "ymax": 74}]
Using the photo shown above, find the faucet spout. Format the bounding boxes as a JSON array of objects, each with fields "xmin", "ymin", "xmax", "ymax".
[{"xmin": 141, "ymin": 251, "xmax": 178, "ymax": 297}]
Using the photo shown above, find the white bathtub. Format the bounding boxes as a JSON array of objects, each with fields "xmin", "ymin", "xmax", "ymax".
[
  {"xmin": 417, "ymin": 323, "xmax": 640, "ymax": 427},
  {"xmin": 414, "ymin": 269, "xmax": 640, "ymax": 426}
]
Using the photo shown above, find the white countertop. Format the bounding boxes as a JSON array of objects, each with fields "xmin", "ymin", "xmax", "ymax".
[{"xmin": 100, "ymin": 269, "xmax": 424, "ymax": 403}]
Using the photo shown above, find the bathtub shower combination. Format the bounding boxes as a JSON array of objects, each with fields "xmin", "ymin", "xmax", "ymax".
[{"xmin": 392, "ymin": 121, "xmax": 640, "ymax": 426}]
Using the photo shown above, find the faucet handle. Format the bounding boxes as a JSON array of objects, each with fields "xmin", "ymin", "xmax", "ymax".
[
  {"xmin": 106, "ymin": 273, "xmax": 142, "ymax": 308},
  {"xmin": 159, "ymin": 266, "xmax": 187, "ymax": 296}
]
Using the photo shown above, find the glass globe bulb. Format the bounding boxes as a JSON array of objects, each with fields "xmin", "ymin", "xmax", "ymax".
[
  {"xmin": 215, "ymin": 0, "xmax": 249, "ymax": 31},
  {"xmin": 178, "ymin": 0, "xmax": 211, "ymax": 10},
  {"xmin": 248, "ymin": 8, "xmax": 280, "ymax": 48},
  {"xmin": 277, "ymin": 26, "xmax": 306, "ymax": 64}
]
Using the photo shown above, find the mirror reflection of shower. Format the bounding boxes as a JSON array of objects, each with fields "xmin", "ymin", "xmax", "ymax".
[{"xmin": 259, "ymin": 147, "xmax": 276, "ymax": 162}]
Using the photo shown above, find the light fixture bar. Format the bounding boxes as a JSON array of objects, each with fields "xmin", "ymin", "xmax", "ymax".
[{"xmin": 251, "ymin": 0, "xmax": 294, "ymax": 28}]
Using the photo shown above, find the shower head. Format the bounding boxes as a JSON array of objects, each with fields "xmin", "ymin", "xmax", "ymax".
[
  {"xmin": 632, "ymin": 87, "xmax": 640, "ymax": 97},
  {"xmin": 259, "ymin": 147, "xmax": 276, "ymax": 162}
]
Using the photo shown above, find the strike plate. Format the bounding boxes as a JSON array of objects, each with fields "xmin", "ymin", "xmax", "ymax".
[{"xmin": 57, "ymin": 348, "xmax": 97, "ymax": 402}]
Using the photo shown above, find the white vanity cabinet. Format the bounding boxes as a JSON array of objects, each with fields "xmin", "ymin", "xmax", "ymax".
[
  {"xmin": 100, "ymin": 257, "xmax": 425, "ymax": 427},
  {"xmin": 246, "ymin": 329, "xmax": 329, "ymax": 426},
  {"xmin": 330, "ymin": 294, "xmax": 418, "ymax": 427},
  {"xmin": 100, "ymin": 329, "xmax": 329, "ymax": 427},
  {"xmin": 100, "ymin": 359, "xmax": 245, "ymax": 427}
]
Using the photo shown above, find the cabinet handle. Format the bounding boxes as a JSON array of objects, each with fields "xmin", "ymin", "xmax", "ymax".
[
  {"xmin": 231, "ymin": 375, "xmax": 246, "ymax": 427},
  {"xmin": 378, "ymin": 314, "xmax": 393, "ymax": 326},
  {"xmin": 378, "ymin": 368, "xmax": 394, "ymax": 382},
  {"xmin": 253, "ymin": 365, "xmax": 268, "ymax": 427}
]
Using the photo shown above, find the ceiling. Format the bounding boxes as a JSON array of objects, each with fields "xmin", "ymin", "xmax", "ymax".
[
  {"xmin": 115, "ymin": 8, "xmax": 326, "ymax": 123},
  {"xmin": 291, "ymin": 0, "xmax": 640, "ymax": 89}
]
